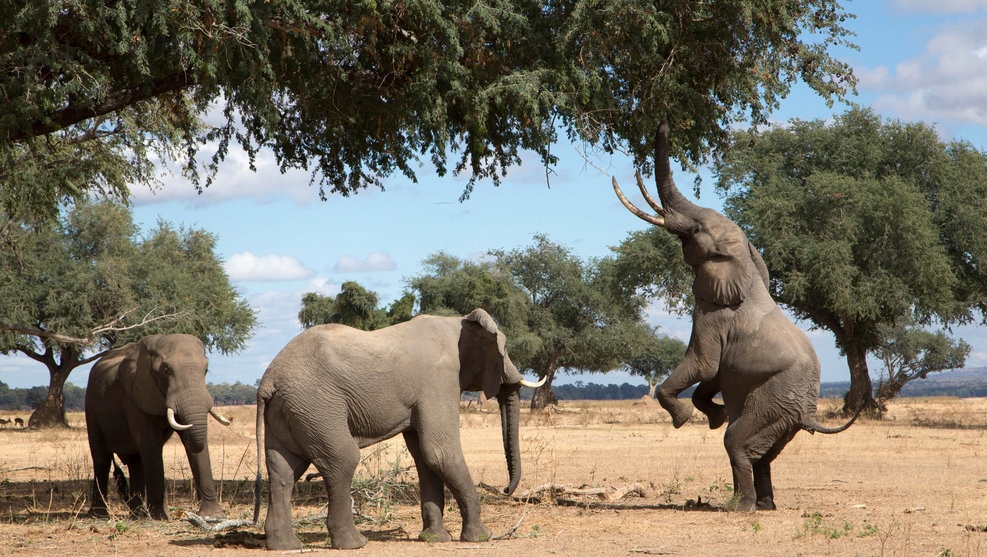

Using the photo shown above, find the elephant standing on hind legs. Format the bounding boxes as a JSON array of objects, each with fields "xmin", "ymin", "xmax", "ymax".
[
  {"xmin": 86, "ymin": 334, "xmax": 232, "ymax": 520},
  {"xmin": 253, "ymin": 308, "xmax": 544, "ymax": 550},
  {"xmin": 612, "ymin": 121, "xmax": 859, "ymax": 512}
]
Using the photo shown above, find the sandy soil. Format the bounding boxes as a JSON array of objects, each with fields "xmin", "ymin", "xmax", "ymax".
[{"xmin": 1, "ymin": 397, "xmax": 987, "ymax": 556}]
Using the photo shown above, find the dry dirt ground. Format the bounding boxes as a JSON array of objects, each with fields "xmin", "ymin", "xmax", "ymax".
[{"xmin": 2, "ymin": 397, "xmax": 987, "ymax": 556}]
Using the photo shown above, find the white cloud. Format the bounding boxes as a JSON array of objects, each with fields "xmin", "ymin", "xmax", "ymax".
[
  {"xmin": 225, "ymin": 252, "xmax": 315, "ymax": 282},
  {"xmin": 859, "ymin": 18, "xmax": 987, "ymax": 125},
  {"xmin": 332, "ymin": 251, "xmax": 397, "ymax": 273}
]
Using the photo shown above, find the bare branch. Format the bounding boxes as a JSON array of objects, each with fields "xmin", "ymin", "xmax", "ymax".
[{"xmin": 0, "ymin": 308, "xmax": 191, "ymax": 347}]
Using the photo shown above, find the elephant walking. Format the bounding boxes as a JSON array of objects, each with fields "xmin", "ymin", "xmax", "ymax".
[
  {"xmin": 253, "ymin": 309, "xmax": 543, "ymax": 550},
  {"xmin": 86, "ymin": 334, "xmax": 231, "ymax": 520},
  {"xmin": 613, "ymin": 122, "xmax": 858, "ymax": 512}
]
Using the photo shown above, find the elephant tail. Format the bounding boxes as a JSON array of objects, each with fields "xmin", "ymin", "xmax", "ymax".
[
  {"xmin": 802, "ymin": 405, "xmax": 863, "ymax": 435},
  {"xmin": 253, "ymin": 392, "xmax": 266, "ymax": 525}
]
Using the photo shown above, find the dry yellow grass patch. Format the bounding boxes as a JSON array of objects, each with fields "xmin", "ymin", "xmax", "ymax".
[{"xmin": 1, "ymin": 398, "xmax": 986, "ymax": 556}]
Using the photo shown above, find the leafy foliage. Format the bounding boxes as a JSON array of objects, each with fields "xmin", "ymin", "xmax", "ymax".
[
  {"xmin": 411, "ymin": 235, "xmax": 652, "ymax": 409},
  {"xmin": 2, "ymin": 1, "xmax": 857, "ymax": 219},
  {"xmin": 873, "ymin": 320, "xmax": 970, "ymax": 407},
  {"xmin": 0, "ymin": 200, "xmax": 256, "ymax": 426},
  {"xmin": 297, "ymin": 282, "xmax": 414, "ymax": 330},
  {"xmin": 623, "ymin": 330, "xmax": 687, "ymax": 398}
]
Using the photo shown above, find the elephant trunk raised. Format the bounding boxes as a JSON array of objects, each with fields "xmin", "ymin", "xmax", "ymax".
[{"xmin": 497, "ymin": 384, "xmax": 522, "ymax": 495}]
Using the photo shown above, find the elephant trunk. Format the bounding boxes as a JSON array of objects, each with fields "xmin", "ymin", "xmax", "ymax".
[
  {"xmin": 497, "ymin": 383, "xmax": 522, "ymax": 496},
  {"xmin": 167, "ymin": 383, "xmax": 214, "ymax": 453},
  {"xmin": 653, "ymin": 122, "xmax": 704, "ymax": 229}
]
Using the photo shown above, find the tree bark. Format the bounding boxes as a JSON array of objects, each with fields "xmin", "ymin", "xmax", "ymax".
[
  {"xmin": 529, "ymin": 374, "xmax": 558, "ymax": 411},
  {"xmin": 842, "ymin": 343, "xmax": 875, "ymax": 416},
  {"xmin": 27, "ymin": 346, "xmax": 81, "ymax": 429},
  {"xmin": 29, "ymin": 364, "xmax": 72, "ymax": 428}
]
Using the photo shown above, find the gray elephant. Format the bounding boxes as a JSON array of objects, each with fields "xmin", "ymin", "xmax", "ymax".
[
  {"xmin": 253, "ymin": 308, "xmax": 543, "ymax": 550},
  {"xmin": 86, "ymin": 333, "xmax": 231, "ymax": 520},
  {"xmin": 612, "ymin": 122, "xmax": 858, "ymax": 512}
]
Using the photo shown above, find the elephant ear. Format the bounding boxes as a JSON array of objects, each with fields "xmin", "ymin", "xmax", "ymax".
[
  {"xmin": 121, "ymin": 338, "xmax": 167, "ymax": 415},
  {"xmin": 748, "ymin": 241, "xmax": 771, "ymax": 290},
  {"xmin": 464, "ymin": 309, "xmax": 518, "ymax": 400},
  {"xmin": 694, "ymin": 235, "xmax": 755, "ymax": 306}
]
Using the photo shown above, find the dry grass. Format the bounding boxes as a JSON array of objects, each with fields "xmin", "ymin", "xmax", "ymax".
[{"xmin": 2, "ymin": 397, "xmax": 987, "ymax": 555}]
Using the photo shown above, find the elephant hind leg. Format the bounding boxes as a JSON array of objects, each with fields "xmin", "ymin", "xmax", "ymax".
[
  {"xmin": 264, "ymin": 436, "xmax": 310, "ymax": 551},
  {"xmin": 752, "ymin": 428, "xmax": 797, "ymax": 511},
  {"xmin": 310, "ymin": 437, "xmax": 367, "ymax": 550}
]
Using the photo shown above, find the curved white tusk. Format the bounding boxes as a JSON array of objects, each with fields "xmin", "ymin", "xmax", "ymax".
[
  {"xmin": 519, "ymin": 376, "xmax": 547, "ymax": 389},
  {"xmin": 167, "ymin": 407, "xmax": 194, "ymax": 431},
  {"xmin": 209, "ymin": 407, "xmax": 232, "ymax": 426}
]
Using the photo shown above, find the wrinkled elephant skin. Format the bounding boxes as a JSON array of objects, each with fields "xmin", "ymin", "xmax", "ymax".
[
  {"xmin": 613, "ymin": 122, "xmax": 858, "ymax": 512},
  {"xmin": 86, "ymin": 334, "xmax": 228, "ymax": 520},
  {"xmin": 254, "ymin": 309, "xmax": 540, "ymax": 550}
]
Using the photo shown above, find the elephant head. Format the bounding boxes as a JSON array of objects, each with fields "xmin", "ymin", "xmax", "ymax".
[
  {"xmin": 459, "ymin": 309, "xmax": 544, "ymax": 495},
  {"xmin": 612, "ymin": 122, "xmax": 770, "ymax": 305},
  {"xmin": 124, "ymin": 334, "xmax": 230, "ymax": 451}
]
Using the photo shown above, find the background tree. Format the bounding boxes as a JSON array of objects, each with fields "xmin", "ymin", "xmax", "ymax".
[
  {"xmin": 491, "ymin": 235, "xmax": 650, "ymax": 410},
  {"xmin": 297, "ymin": 282, "xmax": 414, "ymax": 330},
  {"xmin": 712, "ymin": 108, "xmax": 987, "ymax": 413},
  {"xmin": 623, "ymin": 329, "xmax": 688, "ymax": 399},
  {"xmin": 0, "ymin": 200, "xmax": 256, "ymax": 427},
  {"xmin": 873, "ymin": 320, "xmax": 970, "ymax": 411}
]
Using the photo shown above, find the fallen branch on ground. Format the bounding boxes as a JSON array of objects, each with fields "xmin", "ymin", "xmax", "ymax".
[{"xmin": 479, "ymin": 482, "xmax": 647, "ymax": 504}]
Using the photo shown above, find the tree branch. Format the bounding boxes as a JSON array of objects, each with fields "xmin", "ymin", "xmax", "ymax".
[
  {"xmin": 6, "ymin": 72, "xmax": 192, "ymax": 143},
  {"xmin": 0, "ymin": 308, "xmax": 191, "ymax": 347}
]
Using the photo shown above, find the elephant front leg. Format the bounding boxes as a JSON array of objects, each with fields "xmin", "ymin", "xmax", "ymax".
[
  {"xmin": 692, "ymin": 379, "xmax": 727, "ymax": 429},
  {"xmin": 420, "ymin": 434, "xmax": 491, "ymax": 543},
  {"xmin": 403, "ymin": 431, "xmax": 452, "ymax": 542},
  {"xmin": 657, "ymin": 344, "xmax": 720, "ymax": 428},
  {"xmin": 140, "ymin": 449, "xmax": 170, "ymax": 520}
]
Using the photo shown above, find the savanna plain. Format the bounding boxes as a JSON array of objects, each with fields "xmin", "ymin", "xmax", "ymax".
[{"xmin": 2, "ymin": 397, "xmax": 987, "ymax": 556}]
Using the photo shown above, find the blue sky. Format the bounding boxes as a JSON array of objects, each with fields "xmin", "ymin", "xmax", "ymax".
[{"xmin": 5, "ymin": 0, "xmax": 987, "ymax": 389}]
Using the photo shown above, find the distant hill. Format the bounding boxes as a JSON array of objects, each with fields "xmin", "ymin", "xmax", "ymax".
[{"xmin": 819, "ymin": 367, "xmax": 987, "ymax": 399}]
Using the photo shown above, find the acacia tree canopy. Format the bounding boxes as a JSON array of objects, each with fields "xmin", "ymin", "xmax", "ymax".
[{"xmin": 2, "ymin": 1, "xmax": 856, "ymax": 220}]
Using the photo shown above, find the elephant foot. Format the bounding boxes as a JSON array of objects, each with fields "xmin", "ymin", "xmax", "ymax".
[
  {"xmin": 705, "ymin": 407, "xmax": 727, "ymax": 430},
  {"xmin": 148, "ymin": 506, "xmax": 170, "ymax": 521},
  {"xmin": 459, "ymin": 523, "xmax": 492, "ymax": 543},
  {"xmin": 756, "ymin": 498, "xmax": 777, "ymax": 511},
  {"xmin": 265, "ymin": 531, "xmax": 304, "ymax": 551},
  {"xmin": 329, "ymin": 529, "xmax": 368, "ymax": 550},
  {"xmin": 419, "ymin": 526, "xmax": 453, "ymax": 543},
  {"xmin": 197, "ymin": 501, "xmax": 226, "ymax": 520},
  {"xmin": 727, "ymin": 494, "xmax": 757, "ymax": 513},
  {"xmin": 87, "ymin": 507, "xmax": 110, "ymax": 519},
  {"xmin": 669, "ymin": 406, "xmax": 694, "ymax": 429}
]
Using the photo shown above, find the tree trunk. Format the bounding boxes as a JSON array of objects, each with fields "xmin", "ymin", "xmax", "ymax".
[
  {"xmin": 29, "ymin": 363, "xmax": 72, "ymax": 428},
  {"xmin": 27, "ymin": 348, "xmax": 79, "ymax": 428},
  {"xmin": 529, "ymin": 373, "xmax": 558, "ymax": 411},
  {"xmin": 842, "ymin": 343, "xmax": 875, "ymax": 416}
]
